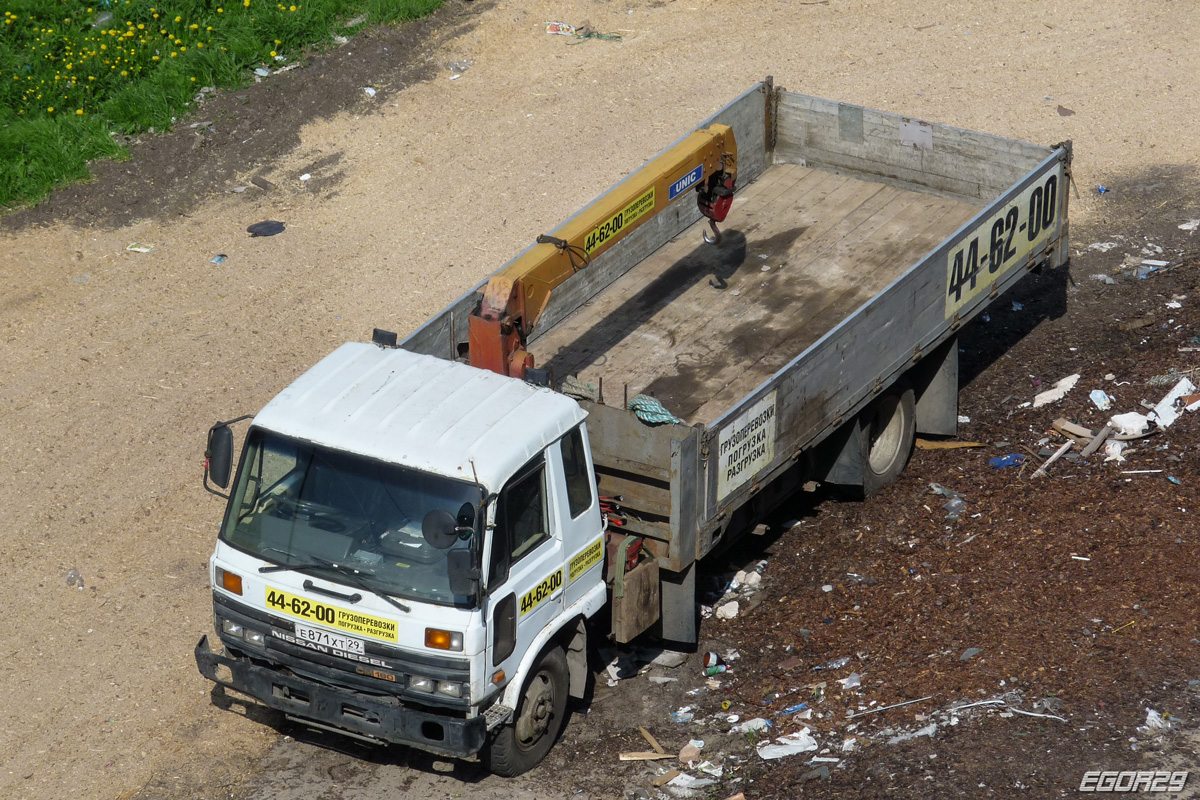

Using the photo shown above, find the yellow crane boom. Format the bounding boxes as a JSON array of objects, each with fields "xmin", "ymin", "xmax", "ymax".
[{"xmin": 468, "ymin": 123, "xmax": 737, "ymax": 379}]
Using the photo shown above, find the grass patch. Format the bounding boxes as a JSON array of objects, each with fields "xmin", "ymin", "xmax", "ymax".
[{"xmin": 0, "ymin": 0, "xmax": 442, "ymax": 209}]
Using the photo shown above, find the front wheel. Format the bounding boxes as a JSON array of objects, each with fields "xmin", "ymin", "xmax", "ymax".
[{"xmin": 484, "ymin": 646, "xmax": 568, "ymax": 777}]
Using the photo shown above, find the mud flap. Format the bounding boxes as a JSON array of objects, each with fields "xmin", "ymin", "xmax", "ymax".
[{"xmin": 612, "ymin": 559, "xmax": 660, "ymax": 643}]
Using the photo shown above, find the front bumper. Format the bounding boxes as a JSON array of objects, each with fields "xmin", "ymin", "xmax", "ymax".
[{"xmin": 195, "ymin": 635, "xmax": 486, "ymax": 758}]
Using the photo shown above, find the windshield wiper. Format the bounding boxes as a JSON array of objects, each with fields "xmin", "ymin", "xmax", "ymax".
[{"xmin": 256, "ymin": 550, "xmax": 411, "ymax": 613}]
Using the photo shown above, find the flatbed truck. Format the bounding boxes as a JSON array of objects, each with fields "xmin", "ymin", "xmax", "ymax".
[{"xmin": 195, "ymin": 78, "xmax": 1071, "ymax": 774}]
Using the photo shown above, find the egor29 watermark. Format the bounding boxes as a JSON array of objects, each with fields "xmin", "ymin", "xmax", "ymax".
[{"xmin": 1079, "ymin": 772, "xmax": 1189, "ymax": 793}]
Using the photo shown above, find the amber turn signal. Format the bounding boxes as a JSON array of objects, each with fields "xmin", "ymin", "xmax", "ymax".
[
  {"xmin": 425, "ymin": 628, "xmax": 464, "ymax": 651},
  {"xmin": 217, "ymin": 567, "xmax": 243, "ymax": 596}
]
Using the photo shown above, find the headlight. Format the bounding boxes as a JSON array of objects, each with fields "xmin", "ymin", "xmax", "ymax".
[
  {"xmin": 436, "ymin": 681, "xmax": 463, "ymax": 698},
  {"xmin": 221, "ymin": 619, "xmax": 244, "ymax": 637},
  {"xmin": 245, "ymin": 629, "xmax": 266, "ymax": 646},
  {"xmin": 408, "ymin": 675, "xmax": 435, "ymax": 693}
]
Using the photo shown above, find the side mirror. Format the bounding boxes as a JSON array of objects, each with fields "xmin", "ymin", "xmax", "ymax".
[
  {"xmin": 206, "ymin": 423, "xmax": 235, "ymax": 489},
  {"xmin": 422, "ymin": 509, "xmax": 459, "ymax": 550},
  {"xmin": 447, "ymin": 548, "xmax": 480, "ymax": 598}
]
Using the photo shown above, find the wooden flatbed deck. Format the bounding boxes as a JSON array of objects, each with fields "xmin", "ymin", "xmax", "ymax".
[{"xmin": 529, "ymin": 163, "xmax": 981, "ymax": 425}]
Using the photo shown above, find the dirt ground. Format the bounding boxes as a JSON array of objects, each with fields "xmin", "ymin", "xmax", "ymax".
[{"xmin": 2, "ymin": 1, "xmax": 1199, "ymax": 798}]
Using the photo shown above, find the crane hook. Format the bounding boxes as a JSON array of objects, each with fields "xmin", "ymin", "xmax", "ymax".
[{"xmin": 702, "ymin": 219, "xmax": 723, "ymax": 246}]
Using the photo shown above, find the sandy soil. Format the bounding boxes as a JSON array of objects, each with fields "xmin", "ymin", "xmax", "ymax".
[{"xmin": 1, "ymin": 1, "xmax": 1198, "ymax": 798}]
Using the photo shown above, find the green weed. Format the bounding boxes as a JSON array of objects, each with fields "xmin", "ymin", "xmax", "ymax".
[{"xmin": 0, "ymin": 0, "xmax": 442, "ymax": 209}]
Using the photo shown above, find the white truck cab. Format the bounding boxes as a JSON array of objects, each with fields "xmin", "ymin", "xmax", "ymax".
[{"xmin": 196, "ymin": 342, "xmax": 607, "ymax": 774}]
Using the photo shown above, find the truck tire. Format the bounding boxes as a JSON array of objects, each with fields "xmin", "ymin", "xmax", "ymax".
[
  {"xmin": 861, "ymin": 381, "xmax": 915, "ymax": 497},
  {"xmin": 485, "ymin": 645, "xmax": 568, "ymax": 777}
]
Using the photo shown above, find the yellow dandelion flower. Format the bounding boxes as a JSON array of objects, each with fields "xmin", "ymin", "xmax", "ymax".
[
  {"xmin": 47, "ymin": 106, "xmax": 54, "ymax": 112},
  {"xmin": 169, "ymin": 51, "xmax": 176, "ymax": 57},
  {"xmin": 289, "ymin": 4, "xmax": 296, "ymax": 10},
  {"xmin": 269, "ymin": 50, "xmax": 276, "ymax": 57},
  {"xmin": 76, "ymin": 108, "xmax": 83, "ymax": 115},
  {"xmin": 174, "ymin": 15, "xmax": 181, "ymax": 22}
]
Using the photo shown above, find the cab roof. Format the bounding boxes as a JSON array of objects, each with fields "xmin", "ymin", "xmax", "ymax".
[{"xmin": 252, "ymin": 343, "xmax": 587, "ymax": 492}]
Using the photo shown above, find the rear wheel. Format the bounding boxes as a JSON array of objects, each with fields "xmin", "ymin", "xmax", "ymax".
[
  {"xmin": 485, "ymin": 645, "xmax": 568, "ymax": 777},
  {"xmin": 861, "ymin": 381, "xmax": 916, "ymax": 497}
]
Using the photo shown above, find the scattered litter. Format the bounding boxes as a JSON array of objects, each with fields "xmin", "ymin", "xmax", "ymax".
[
  {"xmin": 1141, "ymin": 708, "xmax": 1173, "ymax": 731},
  {"xmin": 1097, "ymin": 185, "xmax": 1108, "ymax": 194},
  {"xmin": 1142, "ymin": 259, "xmax": 1170, "ymax": 267},
  {"xmin": 1011, "ymin": 301, "xmax": 1024, "ymax": 311},
  {"xmin": 605, "ymin": 653, "xmax": 637, "ymax": 683},
  {"xmin": 988, "ymin": 454, "xmax": 1024, "ymax": 469},
  {"xmin": 126, "ymin": 242, "xmax": 155, "ymax": 253},
  {"xmin": 1092, "ymin": 273, "xmax": 1117, "ymax": 284},
  {"xmin": 930, "ymin": 483, "xmax": 963, "ymax": 499},
  {"xmin": 247, "ymin": 220, "xmax": 286, "ymax": 237},
  {"xmin": 1033, "ymin": 374, "xmax": 1080, "ymax": 408},
  {"xmin": 678, "ymin": 741, "xmax": 702, "ymax": 762},
  {"xmin": 250, "ymin": 176, "xmax": 276, "ymax": 191},
  {"xmin": 694, "ymin": 760, "xmax": 723, "ymax": 777},
  {"xmin": 715, "ymin": 601, "xmax": 739, "ymax": 620},
  {"xmin": 66, "ymin": 569, "xmax": 84, "ymax": 589},
  {"xmin": 847, "ymin": 696, "xmax": 933, "ymax": 719},
  {"xmin": 821, "ymin": 584, "xmax": 833, "ymax": 593},
  {"xmin": 670, "ymin": 706, "xmax": 695, "ymax": 724},
  {"xmin": 1168, "ymin": 476, "xmax": 1182, "ymax": 485},
  {"xmin": 1151, "ymin": 378, "xmax": 1197, "ymax": 428},
  {"xmin": 648, "ymin": 676, "xmax": 679, "ymax": 684},
  {"xmin": 819, "ymin": 656, "xmax": 851, "ymax": 670},
  {"xmin": 545, "ymin": 21, "xmax": 576, "ymax": 35},
  {"xmin": 667, "ymin": 772, "xmax": 716, "ymax": 790},
  {"xmin": 646, "ymin": 648, "xmax": 689, "ymax": 669},
  {"xmin": 756, "ymin": 728, "xmax": 818, "ymax": 760},
  {"xmin": 916, "ymin": 439, "xmax": 986, "ymax": 450},
  {"xmin": 299, "ymin": 173, "xmax": 311, "ymax": 181},
  {"xmin": 1180, "ymin": 220, "xmax": 1200, "ymax": 232},
  {"xmin": 1104, "ymin": 440, "xmax": 1127, "ymax": 463},
  {"xmin": 1089, "ymin": 241, "xmax": 1120, "ymax": 252},
  {"xmin": 838, "ymin": 672, "xmax": 862, "ymax": 689},
  {"xmin": 619, "ymin": 750, "xmax": 670, "ymax": 762},
  {"xmin": 782, "ymin": 703, "xmax": 809, "ymax": 715},
  {"xmin": 799, "ymin": 765, "xmax": 831, "ymax": 784},
  {"xmin": 957, "ymin": 415, "xmax": 971, "ymax": 424},
  {"xmin": 1109, "ymin": 412, "xmax": 1155, "ymax": 438},
  {"xmin": 1166, "ymin": 300, "xmax": 1183, "ymax": 309},
  {"xmin": 1032, "ymin": 440, "xmax": 1074, "ymax": 478},
  {"xmin": 254, "ymin": 66, "xmax": 271, "ymax": 77},
  {"xmin": 1089, "ymin": 389, "xmax": 1114, "ymax": 411},
  {"xmin": 210, "ymin": 254, "xmax": 227, "ymax": 264},
  {"xmin": 888, "ymin": 723, "xmax": 938, "ymax": 744},
  {"xmin": 231, "ymin": 186, "xmax": 250, "ymax": 193},
  {"xmin": 943, "ymin": 496, "xmax": 967, "ymax": 518},
  {"xmin": 730, "ymin": 717, "xmax": 771, "ymax": 734},
  {"xmin": 1071, "ymin": 555, "xmax": 1091, "ymax": 562},
  {"xmin": 960, "ymin": 647, "xmax": 982, "ymax": 661},
  {"xmin": 363, "ymin": 87, "xmax": 376, "ymax": 98},
  {"xmin": 842, "ymin": 737, "xmax": 857, "ymax": 752},
  {"xmin": 449, "ymin": 74, "xmax": 461, "ymax": 81},
  {"xmin": 1034, "ymin": 697, "xmax": 1066, "ymax": 714},
  {"xmin": 1056, "ymin": 105, "xmax": 1075, "ymax": 116},
  {"xmin": 73, "ymin": 274, "xmax": 91, "ymax": 284}
]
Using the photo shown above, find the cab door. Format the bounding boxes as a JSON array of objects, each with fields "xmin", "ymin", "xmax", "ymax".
[
  {"xmin": 551, "ymin": 424, "xmax": 604, "ymax": 609},
  {"xmin": 485, "ymin": 451, "xmax": 565, "ymax": 685}
]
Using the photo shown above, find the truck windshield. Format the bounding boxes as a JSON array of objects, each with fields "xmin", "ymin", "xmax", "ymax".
[{"xmin": 221, "ymin": 429, "xmax": 481, "ymax": 609}]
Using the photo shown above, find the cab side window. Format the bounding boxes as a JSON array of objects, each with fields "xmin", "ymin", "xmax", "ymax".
[
  {"xmin": 559, "ymin": 426, "xmax": 593, "ymax": 519},
  {"xmin": 488, "ymin": 454, "xmax": 549, "ymax": 588}
]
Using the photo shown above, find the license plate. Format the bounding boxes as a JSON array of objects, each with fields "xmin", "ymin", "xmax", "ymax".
[{"xmin": 294, "ymin": 621, "xmax": 365, "ymax": 654}]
